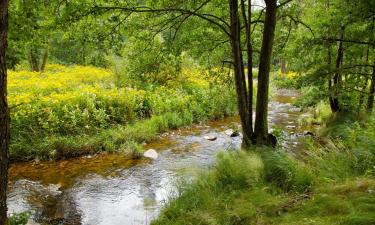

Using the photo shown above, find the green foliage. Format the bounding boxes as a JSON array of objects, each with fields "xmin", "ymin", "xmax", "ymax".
[
  {"xmin": 8, "ymin": 212, "xmax": 31, "ymax": 225},
  {"xmin": 294, "ymin": 86, "xmax": 327, "ymax": 109},
  {"xmin": 9, "ymin": 65, "xmax": 237, "ymax": 160}
]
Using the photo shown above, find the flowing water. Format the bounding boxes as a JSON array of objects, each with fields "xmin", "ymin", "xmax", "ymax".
[{"xmin": 7, "ymin": 89, "xmax": 311, "ymax": 225}]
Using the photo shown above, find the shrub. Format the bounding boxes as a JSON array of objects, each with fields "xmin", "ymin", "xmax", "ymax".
[{"xmin": 8, "ymin": 64, "xmax": 237, "ymax": 160}]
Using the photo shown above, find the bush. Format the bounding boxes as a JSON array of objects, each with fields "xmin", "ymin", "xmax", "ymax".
[
  {"xmin": 9, "ymin": 64, "xmax": 237, "ymax": 160},
  {"xmin": 8, "ymin": 212, "xmax": 31, "ymax": 225}
]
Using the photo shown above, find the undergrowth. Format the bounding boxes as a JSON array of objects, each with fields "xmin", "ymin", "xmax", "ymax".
[
  {"xmin": 152, "ymin": 114, "xmax": 375, "ymax": 225},
  {"xmin": 9, "ymin": 65, "xmax": 237, "ymax": 161}
]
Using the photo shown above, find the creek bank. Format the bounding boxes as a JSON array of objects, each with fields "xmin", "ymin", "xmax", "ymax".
[{"xmin": 8, "ymin": 89, "xmax": 307, "ymax": 225}]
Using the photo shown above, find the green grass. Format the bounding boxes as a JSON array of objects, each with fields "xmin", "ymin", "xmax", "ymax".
[
  {"xmin": 152, "ymin": 114, "xmax": 375, "ymax": 225},
  {"xmin": 10, "ymin": 107, "xmax": 236, "ymax": 161}
]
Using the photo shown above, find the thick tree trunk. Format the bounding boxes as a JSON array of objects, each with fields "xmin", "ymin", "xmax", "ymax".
[
  {"xmin": 229, "ymin": 0, "xmax": 252, "ymax": 147},
  {"xmin": 0, "ymin": 1, "xmax": 9, "ymax": 224},
  {"xmin": 254, "ymin": 0, "xmax": 277, "ymax": 145}
]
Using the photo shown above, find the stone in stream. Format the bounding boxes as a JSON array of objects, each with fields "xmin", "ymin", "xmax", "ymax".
[
  {"xmin": 204, "ymin": 135, "xmax": 217, "ymax": 141},
  {"xmin": 143, "ymin": 149, "xmax": 158, "ymax": 159},
  {"xmin": 224, "ymin": 129, "xmax": 240, "ymax": 137}
]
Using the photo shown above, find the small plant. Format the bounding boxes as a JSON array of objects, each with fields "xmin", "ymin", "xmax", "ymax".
[{"xmin": 8, "ymin": 212, "xmax": 31, "ymax": 225}]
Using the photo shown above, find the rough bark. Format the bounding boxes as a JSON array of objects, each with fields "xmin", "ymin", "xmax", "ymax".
[
  {"xmin": 254, "ymin": 0, "xmax": 277, "ymax": 145},
  {"xmin": 229, "ymin": 0, "xmax": 252, "ymax": 147},
  {"xmin": 0, "ymin": 0, "xmax": 9, "ymax": 224}
]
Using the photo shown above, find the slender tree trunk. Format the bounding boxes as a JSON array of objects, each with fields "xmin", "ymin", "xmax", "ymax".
[
  {"xmin": 241, "ymin": 0, "xmax": 254, "ymax": 139},
  {"xmin": 358, "ymin": 46, "xmax": 371, "ymax": 113},
  {"xmin": 229, "ymin": 0, "xmax": 252, "ymax": 147},
  {"xmin": 40, "ymin": 48, "xmax": 48, "ymax": 72},
  {"xmin": 367, "ymin": 62, "xmax": 375, "ymax": 113},
  {"xmin": 330, "ymin": 27, "xmax": 345, "ymax": 113},
  {"xmin": 254, "ymin": 0, "xmax": 277, "ymax": 145},
  {"xmin": 29, "ymin": 47, "xmax": 40, "ymax": 72},
  {"xmin": 0, "ymin": 1, "xmax": 9, "ymax": 224},
  {"xmin": 280, "ymin": 59, "xmax": 287, "ymax": 74},
  {"xmin": 358, "ymin": 78, "xmax": 368, "ymax": 112}
]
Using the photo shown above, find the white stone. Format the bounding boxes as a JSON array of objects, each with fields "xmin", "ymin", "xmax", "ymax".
[
  {"xmin": 204, "ymin": 135, "xmax": 217, "ymax": 141},
  {"xmin": 224, "ymin": 129, "xmax": 240, "ymax": 137},
  {"xmin": 143, "ymin": 149, "xmax": 158, "ymax": 159}
]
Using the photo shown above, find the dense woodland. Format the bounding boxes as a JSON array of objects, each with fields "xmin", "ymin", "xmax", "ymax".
[{"xmin": 0, "ymin": 0, "xmax": 375, "ymax": 224}]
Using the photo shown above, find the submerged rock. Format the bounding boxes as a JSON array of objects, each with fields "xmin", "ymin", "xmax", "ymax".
[
  {"xmin": 143, "ymin": 149, "xmax": 158, "ymax": 159},
  {"xmin": 204, "ymin": 135, "xmax": 217, "ymax": 141},
  {"xmin": 224, "ymin": 129, "xmax": 240, "ymax": 137}
]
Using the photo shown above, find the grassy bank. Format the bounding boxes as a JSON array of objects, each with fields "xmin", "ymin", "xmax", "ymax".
[
  {"xmin": 9, "ymin": 65, "xmax": 237, "ymax": 161},
  {"xmin": 152, "ymin": 112, "xmax": 375, "ymax": 225}
]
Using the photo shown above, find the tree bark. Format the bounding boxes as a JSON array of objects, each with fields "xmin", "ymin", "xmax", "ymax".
[
  {"xmin": 329, "ymin": 27, "xmax": 345, "ymax": 113},
  {"xmin": 229, "ymin": 0, "xmax": 252, "ymax": 147},
  {"xmin": 241, "ymin": 0, "xmax": 254, "ymax": 140},
  {"xmin": 29, "ymin": 47, "xmax": 40, "ymax": 72},
  {"xmin": 0, "ymin": 1, "xmax": 9, "ymax": 224},
  {"xmin": 280, "ymin": 59, "xmax": 287, "ymax": 74},
  {"xmin": 254, "ymin": 0, "xmax": 277, "ymax": 145},
  {"xmin": 367, "ymin": 62, "xmax": 375, "ymax": 113}
]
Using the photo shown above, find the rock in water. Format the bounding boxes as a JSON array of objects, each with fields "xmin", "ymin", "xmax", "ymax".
[
  {"xmin": 143, "ymin": 149, "xmax": 158, "ymax": 159},
  {"xmin": 224, "ymin": 129, "xmax": 239, "ymax": 137},
  {"xmin": 204, "ymin": 135, "xmax": 217, "ymax": 141}
]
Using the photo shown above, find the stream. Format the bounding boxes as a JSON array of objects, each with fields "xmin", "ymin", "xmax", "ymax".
[{"xmin": 7, "ymin": 89, "xmax": 311, "ymax": 225}]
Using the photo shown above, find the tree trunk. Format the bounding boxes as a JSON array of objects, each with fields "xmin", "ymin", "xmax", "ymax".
[
  {"xmin": 229, "ymin": 0, "xmax": 252, "ymax": 147},
  {"xmin": 358, "ymin": 46, "xmax": 371, "ymax": 113},
  {"xmin": 367, "ymin": 63, "xmax": 375, "ymax": 113},
  {"xmin": 254, "ymin": 0, "xmax": 277, "ymax": 145},
  {"xmin": 280, "ymin": 59, "xmax": 287, "ymax": 74},
  {"xmin": 40, "ymin": 48, "xmax": 48, "ymax": 72},
  {"xmin": 29, "ymin": 47, "xmax": 40, "ymax": 72},
  {"xmin": 0, "ymin": 1, "xmax": 9, "ymax": 224},
  {"xmin": 241, "ymin": 0, "xmax": 254, "ymax": 139},
  {"xmin": 330, "ymin": 27, "xmax": 344, "ymax": 113}
]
